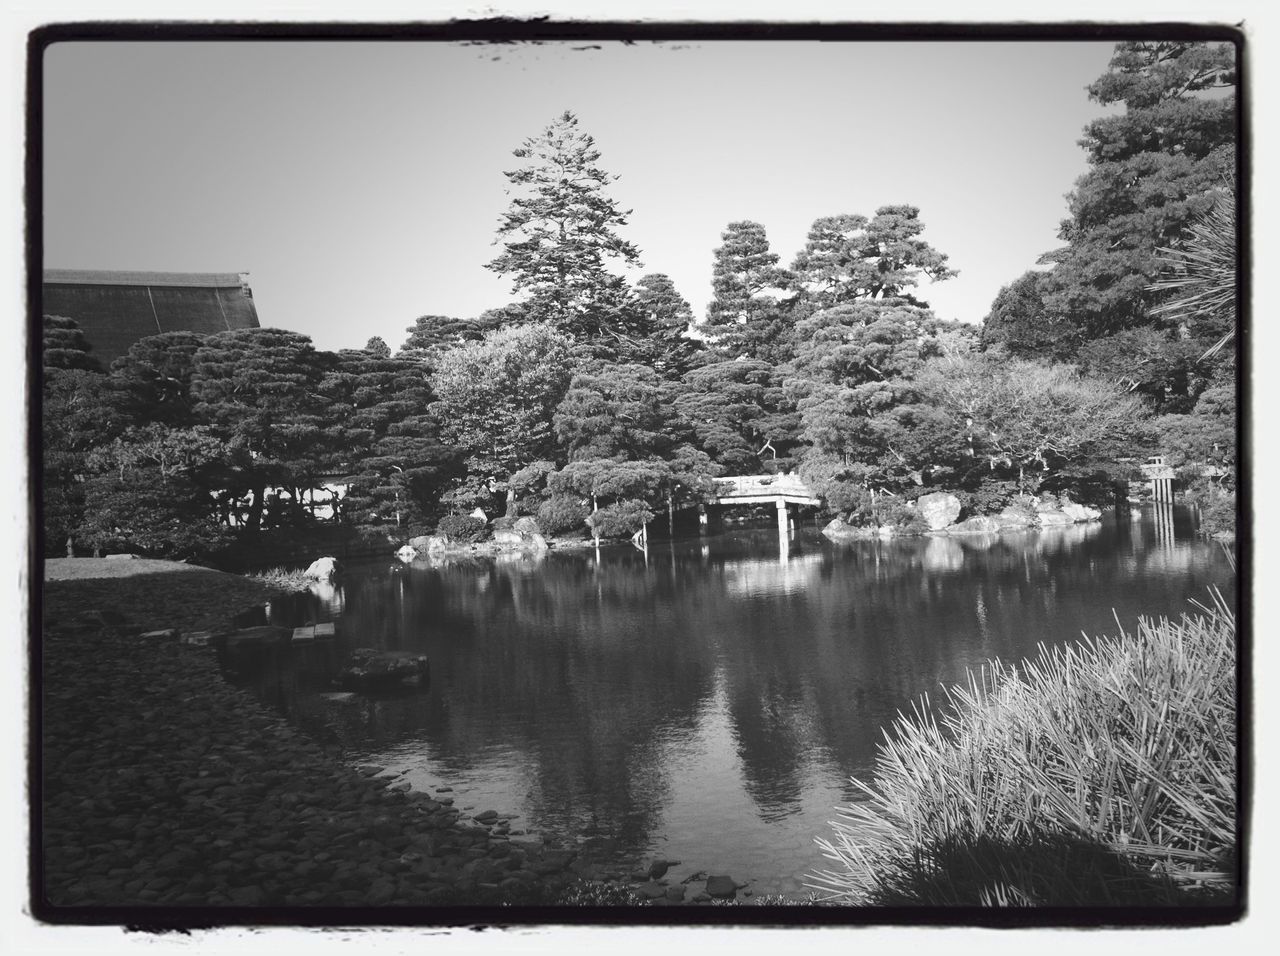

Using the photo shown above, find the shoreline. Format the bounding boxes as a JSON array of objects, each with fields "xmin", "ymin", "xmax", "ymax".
[{"xmin": 38, "ymin": 559, "xmax": 763, "ymax": 912}]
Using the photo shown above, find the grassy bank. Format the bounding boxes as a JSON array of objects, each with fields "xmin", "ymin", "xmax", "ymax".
[{"xmin": 811, "ymin": 592, "xmax": 1237, "ymax": 907}]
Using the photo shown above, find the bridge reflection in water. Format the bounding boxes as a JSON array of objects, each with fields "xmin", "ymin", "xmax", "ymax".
[{"xmin": 704, "ymin": 474, "xmax": 822, "ymax": 562}]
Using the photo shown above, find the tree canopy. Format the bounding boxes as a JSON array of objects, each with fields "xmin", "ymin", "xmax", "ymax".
[{"xmin": 485, "ymin": 110, "xmax": 642, "ymax": 339}]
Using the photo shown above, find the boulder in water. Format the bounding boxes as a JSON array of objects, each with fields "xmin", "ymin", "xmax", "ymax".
[
  {"xmin": 336, "ymin": 649, "xmax": 430, "ymax": 691},
  {"xmin": 947, "ymin": 516, "xmax": 1001, "ymax": 535},
  {"xmin": 916, "ymin": 491, "xmax": 962, "ymax": 531},
  {"xmin": 304, "ymin": 556, "xmax": 338, "ymax": 581}
]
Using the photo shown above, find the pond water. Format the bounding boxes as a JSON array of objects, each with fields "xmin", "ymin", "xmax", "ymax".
[{"xmin": 219, "ymin": 507, "xmax": 1235, "ymax": 899}]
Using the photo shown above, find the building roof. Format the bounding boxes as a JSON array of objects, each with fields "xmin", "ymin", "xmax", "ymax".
[
  {"xmin": 44, "ymin": 269, "xmax": 250, "ymax": 289},
  {"xmin": 42, "ymin": 269, "xmax": 262, "ymax": 367}
]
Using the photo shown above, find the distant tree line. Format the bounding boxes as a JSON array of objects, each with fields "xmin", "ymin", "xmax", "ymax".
[{"xmin": 42, "ymin": 42, "xmax": 1237, "ymax": 558}]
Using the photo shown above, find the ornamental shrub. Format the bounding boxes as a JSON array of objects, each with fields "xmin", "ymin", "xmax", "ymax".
[
  {"xmin": 810, "ymin": 592, "xmax": 1237, "ymax": 906},
  {"xmin": 536, "ymin": 495, "xmax": 590, "ymax": 536},
  {"xmin": 436, "ymin": 514, "xmax": 487, "ymax": 543},
  {"xmin": 587, "ymin": 499, "xmax": 654, "ymax": 538}
]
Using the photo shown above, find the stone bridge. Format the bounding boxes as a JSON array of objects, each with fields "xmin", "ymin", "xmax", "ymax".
[
  {"xmin": 711, "ymin": 474, "xmax": 821, "ymax": 507},
  {"xmin": 701, "ymin": 474, "xmax": 822, "ymax": 537}
]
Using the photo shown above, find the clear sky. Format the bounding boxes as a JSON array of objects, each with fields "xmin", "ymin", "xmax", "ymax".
[{"xmin": 42, "ymin": 39, "xmax": 1117, "ymax": 353}]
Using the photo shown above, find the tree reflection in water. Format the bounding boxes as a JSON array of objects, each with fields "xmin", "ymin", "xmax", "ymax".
[{"xmin": 219, "ymin": 509, "xmax": 1233, "ymax": 895}]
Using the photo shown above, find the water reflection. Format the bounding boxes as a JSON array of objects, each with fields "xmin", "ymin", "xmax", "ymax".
[{"xmin": 226, "ymin": 508, "xmax": 1234, "ymax": 896}]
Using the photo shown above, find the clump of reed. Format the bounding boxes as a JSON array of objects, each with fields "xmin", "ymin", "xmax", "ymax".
[
  {"xmin": 810, "ymin": 591, "xmax": 1237, "ymax": 906},
  {"xmin": 246, "ymin": 566, "xmax": 315, "ymax": 592}
]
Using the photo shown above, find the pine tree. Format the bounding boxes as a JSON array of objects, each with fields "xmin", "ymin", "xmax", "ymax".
[
  {"xmin": 704, "ymin": 221, "xmax": 794, "ymax": 362},
  {"xmin": 791, "ymin": 207, "xmax": 956, "ymax": 311},
  {"xmin": 486, "ymin": 110, "xmax": 642, "ymax": 339},
  {"xmin": 190, "ymin": 328, "xmax": 332, "ymax": 529},
  {"xmin": 1040, "ymin": 41, "xmax": 1236, "ymax": 341},
  {"xmin": 42, "ymin": 315, "xmax": 102, "ymax": 373}
]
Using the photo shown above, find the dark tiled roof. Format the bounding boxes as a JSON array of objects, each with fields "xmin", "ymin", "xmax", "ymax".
[
  {"xmin": 41, "ymin": 270, "xmax": 261, "ymax": 366},
  {"xmin": 44, "ymin": 269, "xmax": 249, "ymax": 288}
]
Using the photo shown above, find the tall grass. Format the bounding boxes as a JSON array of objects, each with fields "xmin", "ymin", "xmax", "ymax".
[
  {"xmin": 246, "ymin": 566, "xmax": 315, "ymax": 592},
  {"xmin": 811, "ymin": 593, "xmax": 1236, "ymax": 906}
]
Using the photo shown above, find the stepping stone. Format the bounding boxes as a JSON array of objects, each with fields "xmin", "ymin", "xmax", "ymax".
[
  {"xmin": 292, "ymin": 626, "xmax": 315, "ymax": 642},
  {"xmin": 226, "ymin": 626, "xmax": 289, "ymax": 645},
  {"xmin": 314, "ymin": 622, "xmax": 336, "ymax": 637},
  {"xmin": 140, "ymin": 628, "xmax": 178, "ymax": 639},
  {"xmin": 181, "ymin": 631, "xmax": 213, "ymax": 646},
  {"xmin": 705, "ymin": 875, "xmax": 737, "ymax": 899}
]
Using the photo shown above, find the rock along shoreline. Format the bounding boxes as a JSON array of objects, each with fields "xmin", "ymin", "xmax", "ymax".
[{"xmin": 40, "ymin": 560, "xmax": 754, "ymax": 912}]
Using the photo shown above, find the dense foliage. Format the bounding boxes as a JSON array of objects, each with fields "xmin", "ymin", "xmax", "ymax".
[{"xmin": 43, "ymin": 61, "xmax": 1237, "ymax": 557}]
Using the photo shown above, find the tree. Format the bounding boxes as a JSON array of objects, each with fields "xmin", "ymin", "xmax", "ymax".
[
  {"xmin": 42, "ymin": 315, "xmax": 102, "ymax": 373},
  {"xmin": 42, "ymin": 368, "xmax": 118, "ymax": 555},
  {"xmin": 676, "ymin": 359, "xmax": 801, "ymax": 474},
  {"xmin": 551, "ymin": 362, "xmax": 719, "ymax": 533},
  {"xmin": 1075, "ymin": 328, "xmax": 1217, "ymax": 415},
  {"xmin": 190, "ymin": 328, "xmax": 333, "ymax": 530},
  {"xmin": 613, "ymin": 273, "xmax": 703, "ymax": 376},
  {"xmin": 704, "ymin": 221, "xmax": 794, "ymax": 361},
  {"xmin": 429, "ymin": 323, "xmax": 574, "ymax": 514},
  {"xmin": 1038, "ymin": 41, "xmax": 1236, "ymax": 342},
  {"xmin": 78, "ymin": 425, "xmax": 238, "ymax": 559},
  {"xmin": 108, "ymin": 331, "xmax": 208, "ymax": 426},
  {"xmin": 917, "ymin": 355, "xmax": 1142, "ymax": 491},
  {"xmin": 397, "ymin": 313, "xmax": 504, "ymax": 367},
  {"xmin": 486, "ymin": 110, "xmax": 642, "ymax": 339},
  {"xmin": 790, "ymin": 207, "xmax": 957, "ymax": 311},
  {"xmin": 320, "ymin": 349, "xmax": 458, "ymax": 528},
  {"xmin": 788, "ymin": 302, "xmax": 981, "ymax": 507},
  {"xmin": 980, "ymin": 272, "xmax": 1079, "ymax": 359},
  {"xmin": 554, "ymin": 364, "xmax": 684, "ymax": 462},
  {"xmin": 364, "ymin": 336, "xmax": 391, "ymax": 358}
]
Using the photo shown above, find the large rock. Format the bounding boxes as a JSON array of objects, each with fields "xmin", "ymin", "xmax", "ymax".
[
  {"xmin": 492, "ymin": 529, "xmax": 524, "ymax": 548},
  {"xmin": 395, "ymin": 545, "xmax": 418, "ymax": 561},
  {"xmin": 335, "ymin": 650, "xmax": 430, "ymax": 691},
  {"xmin": 525, "ymin": 532, "xmax": 549, "ymax": 552},
  {"xmin": 994, "ymin": 508, "xmax": 1035, "ymax": 530},
  {"xmin": 469, "ymin": 507, "xmax": 488, "ymax": 522},
  {"xmin": 513, "ymin": 517, "xmax": 541, "ymax": 535},
  {"xmin": 1036, "ymin": 510, "xmax": 1073, "ymax": 527},
  {"xmin": 408, "ymin": 535, "xmax": 433, "ymax": 550},
  {"xmin": 916, "ymin": 492, "xmax": 962, "ymax": 531},
  {"xmin": 1061, "ymin": 500, "xmax": 1102, "ymax": 522},
  {"xmin": 822, "ymin": 517, "xmax": 875, "ymax": 540},
  {"xmin": 947, "ymin": 516, "xmax": 1002, "ymax": 535},
  {"xmin": 304, "ymin": 556, "xmax": 339, "ymax": 581}
]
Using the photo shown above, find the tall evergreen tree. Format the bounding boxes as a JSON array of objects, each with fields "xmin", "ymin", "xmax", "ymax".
[
  {"xmin": 790, "ymin": 207, "xmax": 956, "ymax": 311},
  {"xmin": 704, "ymin": 221, "xmax": 793, "ymax": 361},
  {"xmin": 1038, "ymin": 41, "xmax": 1236, "ymax": 341},
  {"xmin": 321, "ymin": 349, "xmax": 456, "ymax": 527},
  {"xmin": 486, "ymin": 110, "xmax": 642, "ymax": 339},
  {"xmin": 189, "ymin": 328, "xmax": 333, "ymax": 529}
]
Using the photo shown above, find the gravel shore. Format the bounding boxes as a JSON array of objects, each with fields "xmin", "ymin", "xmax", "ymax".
[{"xmin": 39, "ymin": 560, "xmax": 582, "ymax": 912}]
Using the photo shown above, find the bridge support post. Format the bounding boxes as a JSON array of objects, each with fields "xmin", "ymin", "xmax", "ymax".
[
  {"xmin": 698, "ymin": 504, "xmax": 708, "ymax": 535},
  {"xmin": 776, "ymin": 499, "xmax": 788, "ymax": 538}
]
